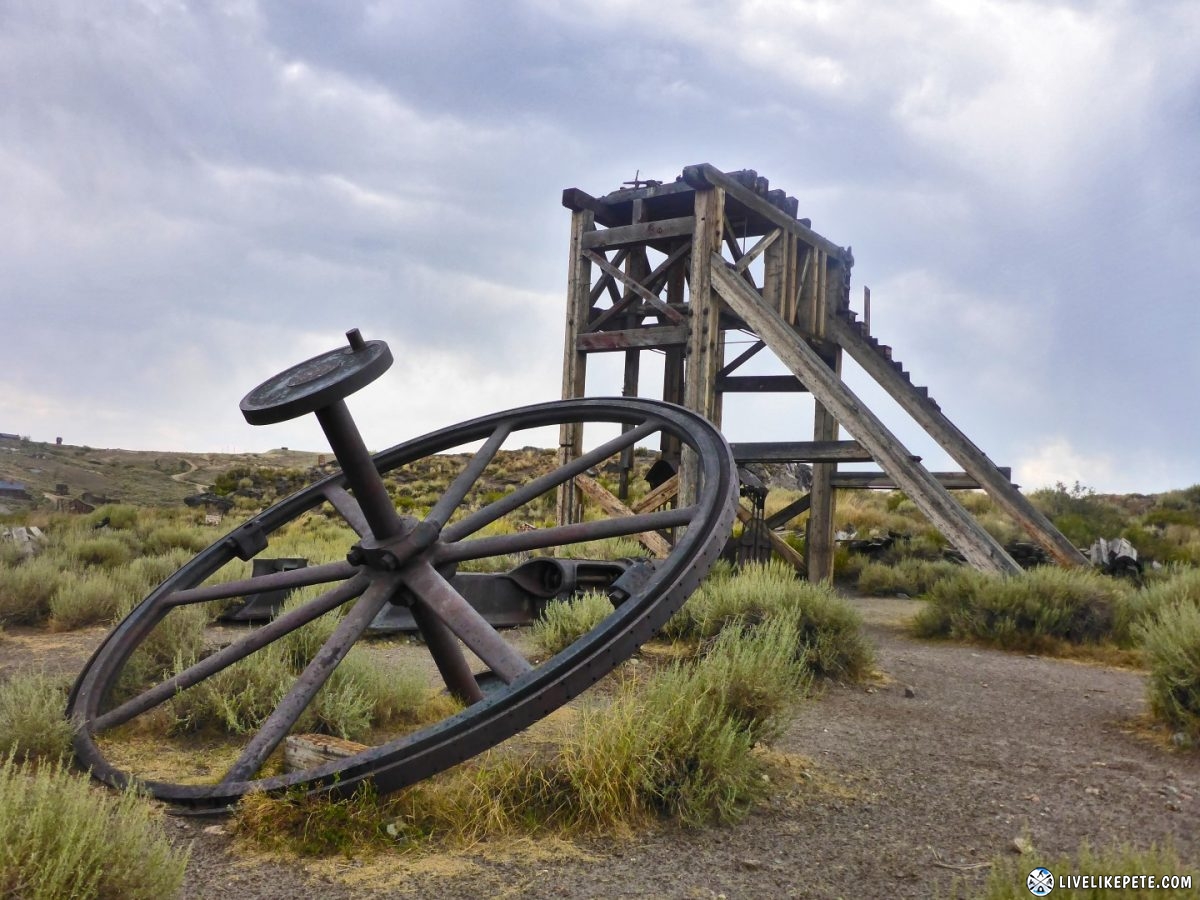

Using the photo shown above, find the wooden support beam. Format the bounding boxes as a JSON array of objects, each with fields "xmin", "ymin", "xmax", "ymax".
[
  {"xmin": 561, "ymin": 187, "xmax": 623, "ymax": 228},
  {"xmin": 632, "ymin": 473, "xmax": 679, "ymax": 514},
  {"xmin": 682, "ymin": 164, "xmax": 848, "ymax": 261},
  {"xmin": 585, "ymin": 242, "xmax": 691, "ymax": 334},
  {"xmin": 680, "ymin": 186, "xmax": 725, "ymax": 508},
  {"xmin": 827, "ymin": 316, "xmax": 1087, "ymax": 567},
  {"xmin": 765, "ymin": 494, "xmax": 811, "ymax": 530},
  {"xmin": 573, "ymin": 474, "xmax": 672, "ymax": 557},
  {"xmin": 730, "ymin": 440, "xmax": 874, "ymax": 463},
  {"xmin": 710, "ymin": 256, "xmax": 1021, "ymax": 575},
  {"xmin": 829, "ymin": 471, "xmax": 1006, "ymax": 490},
  {"xmin": 557, "ymin": 210, "xmax": 594, "ymax": 528},
  {"xmin": 807, "ymin": 350, "xmax": 841, "ymax": 582},
  {"xmin": 717, "ymin": 374, "xmax": 808, "ymax": 393},
  {"xmin": 577, "ymin": 326, "xmax": 688, "ymax": 352},
  {"xmin": 734, "ymin": 228, "xmax": 782, "ymax": 274},
  {"xmin": 717, "ymin": 340, "xmax": 766, "ymax": 377},
  {"xmin": 737, "ymin": 503, "xmax": 806, "ymax": 574},
  {"xmin": 583, "ymin": 249, "xmax": 684, "ymax": 325},
  {"xmin": 582, "ymin": 216, "xmax": 696, "ymax": 250}
]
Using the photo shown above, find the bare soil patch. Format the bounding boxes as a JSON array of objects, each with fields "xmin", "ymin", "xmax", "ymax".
[{"xmin": 4, "ymin": 595, "xmax": 1197, "ymax": 898}]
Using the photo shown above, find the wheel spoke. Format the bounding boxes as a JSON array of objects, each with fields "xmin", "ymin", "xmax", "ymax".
[
  {"xmin": 92, "ymin": 575, "xmax": 370, "ymax": 733},
  {"xmin": 402, "ymin": 562, "xmax": 532, "ymax": 684},
  {"xmin": 443, "ymin": 419, "xmax": 660, "ymax": 541},
  {"xmin": 163, "ymin": 560, "xmax": 359, "ymax": 607},
  {"xmin": 221, "ymin": 574, "xmax": 400, "ymax": 785},
  {"xmin": 322, "ymin": 484, "xmax": 371, "ymax": 537},
  {"xmin": 425, "ymin": 423, "xmax": 511, "ymax": 529},
  {"xmin": 436, "ymin": 505, "xmax": 696, "ymax": 564}
]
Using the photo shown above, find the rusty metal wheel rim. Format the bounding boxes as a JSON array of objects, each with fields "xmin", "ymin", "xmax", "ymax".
[{"xmin": 68, "ymin": 397, "xmax": 736, "ymax": 812}]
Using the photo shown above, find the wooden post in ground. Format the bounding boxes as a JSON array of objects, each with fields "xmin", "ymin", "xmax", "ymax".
[
  {"xmin": 680, "ymin": 185, "xmax": 725, "ymax": 509},
  {"xmin": 556, "ymin": 209, "xmax": 594, "ymax": 529}
]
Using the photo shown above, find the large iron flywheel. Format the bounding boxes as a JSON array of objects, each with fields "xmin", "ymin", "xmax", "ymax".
[{"xmin": 68, "ymin": 330, "xmax": 737, "ymax": 812}]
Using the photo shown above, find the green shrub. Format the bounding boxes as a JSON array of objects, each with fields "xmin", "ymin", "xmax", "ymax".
[
  {"xmin": 87, "ymin": 504, "xmax": 140, "ymax": 530},
  {"xmin": 141, "ymin": 525, "xmax": 208, "ymax": 556},
  {"xmin": 72, "ymin": 536, "xmax": 133, "ymax": 569},
  {"xmin": 0, "ymin": 671, "xmax": 75, "ymax": 761},
  {"xmin": 856, "ymin": 558, "xmax": 962, "ymax": 597},
  {"xmin": 969, "ymin": 840, "xmax": 1195, "ymax": 899},
  {"xmin": 0, "ymin": 555, "xmax": 63, "ymax": 625},
  {"xmin": 0, "ymin": 754, "xmax": 188, "ymax": 899},
  {"xmin": 665, "ymin": 562, "xmax": 874, "ymax": 681},
  {"xmin": 532, "ymin": 591, "xmax": 614, "ymax": 655},
  {"xmin": 49, "ymin": 569, "xmax": 136, "ymax": 630},
  {"xmin": 1137, "ymin": 602, "xmax": 1200, "ymax": 740},
  {"xmin": 112, "ymin": 603, "xmax": 208, "ymax": 702},
  {"xmin": 915, "ymin": 567, "xmax": 1132, "ymax": 650}
]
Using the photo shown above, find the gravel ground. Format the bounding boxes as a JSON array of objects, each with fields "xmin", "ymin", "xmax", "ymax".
[
  {"xmin": 155, "ymin": 596, "xmax": 1198, "ymax": 899},
  {"xmin": 4, "ymin": 597, "xmax": 1195, "ymax": 897}
]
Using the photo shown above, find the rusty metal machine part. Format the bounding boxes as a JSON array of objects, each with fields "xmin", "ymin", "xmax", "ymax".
[{"xmin": 67, "ymin": 331, "xmax": 737, "ymax": 812}]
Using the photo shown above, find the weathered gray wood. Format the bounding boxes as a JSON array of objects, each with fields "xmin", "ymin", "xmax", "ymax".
[
  {"xmin": 582, "ymin": 216, "xmax": 696, "ymax": 250},
  {"xmin": 765, "ymin": 494, "xmax": 811, "ymax": 530},
  {"xmin": 807, "ymin": 348, "xmax": 841, "ymax": 582},
  {"xmin": 730, "ymin": 440, "xmax": 873, "ymax": 462},
  {"xmin": 830, "ymin": 471, "xmax": 1007, "ymax": 490},
  {"xmin": 582, "ymin": 249, "xmax": 683, "ymax": 325},
  {"xmin": 827, "ymin": 315, "xmax": 1087, "ymax": 567},
  {"xmin": 285, "ymin": 734, "xmax": 369, "ymax": 773},
  {"xmin": 737, "ymin": 503, "xmax": 806, "ymax": 573},
  {"xmin": 573, "ymin": 474, "xmax": 672, "ymax": 557},
  {"xmin": 717, "ymin": 340, "xmax": 766, "ymax": 377},
  {"xmin": 716, "ymin": 374, "xmax": 807, "ymax": 393},
  {"xmin": 577, "ymin": 326, "xmax": 688, "ymax": 352},
  {"xmin": 585, "ymin": 242, "xmax": 691, "ymax": 334},
  {"xmin": 680, "ymin": 187, "xmax": 725, "ymax": 508},
  {"xmin": 735, "ymin": 228, "xmax": 782, "ymax": 274},
  {"xmin": 711, "ymin": 257, "xmax": 1021, "ymax": 575},
  {"xmin": 682, "ymin": 164, "xmax": 848, "ymax": 260},
  {"xmin": 632, "ymin": 474, "xmax": 679, "ymax": 514},
  {"xmin": 556, "ymin": 210, "xmax": 594, "ymax": 528}
]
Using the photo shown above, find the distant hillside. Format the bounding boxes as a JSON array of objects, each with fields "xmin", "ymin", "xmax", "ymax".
[{"xmin": 0, "ymin": 436, "xmax": 325, "ymax": 509}]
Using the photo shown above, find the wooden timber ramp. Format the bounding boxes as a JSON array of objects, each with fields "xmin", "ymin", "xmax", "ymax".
[{"xmin": 556, "ymin": 163, "xmax": 1086, "ymax": 578}]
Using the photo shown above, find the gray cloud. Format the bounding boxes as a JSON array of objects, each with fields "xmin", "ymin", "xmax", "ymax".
[{"xmin": 2, "ymin": 0, "xmax": 1198, "ymax": 491}]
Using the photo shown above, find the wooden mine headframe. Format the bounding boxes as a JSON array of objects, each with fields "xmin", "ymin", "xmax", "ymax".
[{"xmin": 555, "ymin": 163, "xmax": 1087, "ymax": 579}]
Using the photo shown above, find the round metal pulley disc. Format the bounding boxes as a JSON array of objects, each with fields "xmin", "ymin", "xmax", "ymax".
[{"xmin": 240, "ymin": 339, "xmax": 393, "ymax": 425}]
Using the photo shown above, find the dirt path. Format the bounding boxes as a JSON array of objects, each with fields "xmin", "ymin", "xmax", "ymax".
[
  {"xmin": 156, "ymin": 596, "xmax": 1198, "ymax": 899},
  {"xmin": 5, "ymin": 597, "xmax": 1195, "ymax": 897}
]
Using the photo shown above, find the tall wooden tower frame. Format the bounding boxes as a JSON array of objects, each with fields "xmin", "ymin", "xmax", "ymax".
[{"xmin": 555, "ymin": 164, "xmax": 1086, "ymax": 580}]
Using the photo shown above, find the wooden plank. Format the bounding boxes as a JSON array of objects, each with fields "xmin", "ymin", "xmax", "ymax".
[
  {"xmin": 680, "ymin": 186, "xmax": 725, "ymax": 508},
  {"xmin": 585, "ymin": 242, "xmax": 691, "ymax": 334},
  {"xmin": 682, "ymin": 164, "xmax": 847, "ymax": 260},
  {"xmin": 710, "ymin": 257, "xmax": 1021, "ymax": 575},
  {"xmin": 730, "ymin": 440, "xmax": 873, "ymax": 463},
  {"xmin": 736, "ymin": 503, "xmax": 806, "ymax": 573},
  {"xmin": 581, "ymin": 216, "xmax": 696, "ymax": 250},
  {"xmin": 561, "ymin": 187, "xmax": 624, "ymax": 228},
  {"xmin": 734, "ymin": 228, "xmax": 782, "ymax": 274},
  {"xmin": 762, "ymin": 225, "xmax": 787, "ymax": 317},
  {"xmin": 661, "ymin": 263, "xmax": 687, "ymax": 464},
  {"xmin": 583, "ymin": 249, "xmax": 683, "ymax": 325},
  {"xmin": 830, "ymin": 471, "xmax": 1008, "ymax": 490},
  {"xmin": 573, "ymin": 474, "xmax": 672, "ymax": 557},
  {"xmin": 827, "ymin": 315, "xmax": 1088, "ymax": 567},
  {"xmin": 717, "ymin": 340, "xmax": 766, "ymax": 377},
  {"xmin": 285, "ymin": 734, "xmax": 368, "ymax": 773},
  {"xmin": 556, "ymin": 210, "xmax": 594, "ymax": 528},
  {"xmin": 632, "ymin": 474, "xmax": 679, "ymax": 514},
  {"xmin": 807, "ymin": 349, "xmax": 841, "ymax": 582},
  {"xmin": 577, "ymin": 326, "xmax": 688, "ymax": 352},
  {"xmin": 716, "ymin": 374, "xmax": 807, "ymax": 393},
  {"xmin": 765, "ymin": 494, "xmax": 811, "ymax": 530},
  {"xmin": 586, "ymin": 248, "xmax": 629, "ymax": 304}
]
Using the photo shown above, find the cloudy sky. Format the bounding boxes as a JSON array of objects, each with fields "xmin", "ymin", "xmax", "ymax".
[{"xmin": 3, "ymin": 0, "xmax": 1198, "ymax": 493}]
